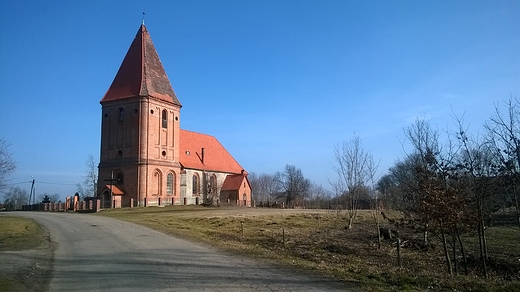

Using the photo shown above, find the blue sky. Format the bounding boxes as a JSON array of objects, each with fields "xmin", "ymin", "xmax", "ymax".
[{"xmin": 1, "ymin": 0, "xmax": 518, "ymax": 200}]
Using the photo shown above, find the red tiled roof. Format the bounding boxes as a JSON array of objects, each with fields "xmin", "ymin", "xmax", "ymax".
[
  {"xmin": 221, "ymin": 173, "xmax": 249, "ymax": 191},
  {"xmin": 104, "ymin": 185, "xmax": 124, "ymax": 195},
  {"xmin": 179, "ymin": 129, "xmax": 245, "ymax": 174},
  {"xmin": 101, "ymin": 24, "xmax": 181, "ymax": 106}
]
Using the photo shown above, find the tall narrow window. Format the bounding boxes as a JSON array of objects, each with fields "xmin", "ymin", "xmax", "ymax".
[
  {"xmin": 192, "ymin": 174, "xmax": 199, "ymax": 194},
  {"xmin": 153, "ymin": 170, "xmax": 162, "ymax": 196},
  {"xmin": 116, "ymin": 173, "xmax": 124, "ymax": 184},
  {"xmin": 167, "ymin": 173, "xmax": 174, "ymax": 195},
  {"xmin": 209, "ymin": 175, "xmax": 216, "ymax": 195},
  {"xmin": 162, "ymin": 109, "xmax": 167, "ymax": 128},
  {"xmin": 118, "ymin": 107, "xmax": 124, "ymax": 122}
]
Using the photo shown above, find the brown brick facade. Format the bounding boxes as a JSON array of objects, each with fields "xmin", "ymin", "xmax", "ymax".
[{"xmin": 96, "ymin": 24, "xmax": 251, "ymax": 208}]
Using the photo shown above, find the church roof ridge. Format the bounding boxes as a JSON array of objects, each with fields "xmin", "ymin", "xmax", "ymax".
[{"xmin": 101, "ymin": 24, "xmax": 181, "ymax": 106}]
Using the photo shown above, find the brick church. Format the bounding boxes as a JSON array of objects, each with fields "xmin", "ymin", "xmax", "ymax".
[{"xmin": 96, "ymin": 24, "xmax": 251, "ymax": 208}]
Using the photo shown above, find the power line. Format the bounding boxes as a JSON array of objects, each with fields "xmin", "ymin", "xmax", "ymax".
[
  {"xmin": 37, "ymin": 181, "xmax": 77, "ymax": 186},
  {"xmin": 6, "ymin": 181, "xmax": 77, "ymax": 187},
  {"xmin": 7, "ymin": 181, "xmax": 32, "ymax": 185}
]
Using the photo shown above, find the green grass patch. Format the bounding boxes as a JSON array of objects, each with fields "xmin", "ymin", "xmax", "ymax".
[{"xmin": 0, "ymin": 216, "xmax": 45, "ymax": 251}]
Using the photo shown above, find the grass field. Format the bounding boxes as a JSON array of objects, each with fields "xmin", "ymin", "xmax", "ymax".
[
  {"xmin": 0, "ymin": 215, "xmax": 47, "ymax": 292},
  {"xmin": 0, "ymin": 216, "xmax": 44, "ymax": 251},
  {"xmin": 96, "ymin": 206, "xmax": 520, "ymax": 291}
]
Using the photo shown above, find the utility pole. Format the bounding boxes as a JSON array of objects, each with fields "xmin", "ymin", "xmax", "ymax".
[{"xmin": 29, "ymin": 177, "xmax": 35, "ymax": 205}]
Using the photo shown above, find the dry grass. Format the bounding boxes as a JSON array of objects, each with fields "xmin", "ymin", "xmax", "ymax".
[
  {"xmin": 0, "ymin": 215, "xmax": 45, "ymax": 251},
  {"xmin": 0, "ymin": 215, "xmax": 47, "ymax": 292},
  {"xmin": 96, "ymin": 206, "xmax": 520, "ymax": 291}
]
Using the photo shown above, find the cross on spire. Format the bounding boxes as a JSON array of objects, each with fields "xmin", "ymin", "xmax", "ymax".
[{"xmin": 142, "ymin": 11, "xmax": 145, "ymax": 25}]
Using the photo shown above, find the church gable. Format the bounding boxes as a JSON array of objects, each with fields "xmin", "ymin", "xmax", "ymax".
[
  {"xmin": 221, "ymin": 173, "xmax": 249, "ymax": 191},
  {"xmin": 220, "ymin": 173, "xmax": 251, "ymax": 207}
]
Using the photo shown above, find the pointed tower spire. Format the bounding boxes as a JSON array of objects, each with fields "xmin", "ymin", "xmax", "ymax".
[{"xmin": 101, "ymin": 24, "xmax": 181, "ymax": 106}]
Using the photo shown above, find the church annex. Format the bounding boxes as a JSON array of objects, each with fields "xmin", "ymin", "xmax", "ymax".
[{"xmin": 96, "ymin": 24, "xmax": 251, "ymax": 208}]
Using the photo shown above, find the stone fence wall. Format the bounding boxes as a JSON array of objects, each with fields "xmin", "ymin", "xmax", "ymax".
[
  {"xmin": 22, "ymin": 196, "xmax": 101, "ymax": 212},
  {"xmin": 21, "ymin": 196, "xmax": 254, "ymax": 211}
]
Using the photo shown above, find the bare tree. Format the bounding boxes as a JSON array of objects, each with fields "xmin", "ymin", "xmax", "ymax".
[
  {"xmin": 0, "ymin": 138, "xmax": 16, "ymax": 191},
  {"xmin": 249, "ymin": 172, "xmax": 279, "ymax": 205},
  {"xmin": 203, "ymin": 173, "xmax": 223, "ymax": 206},
  {"xmin": 400, "ymin": 119, "xmax": 475, "ymax": 275},
  {"xmin": 3, "ymin": 187, "xmax": 29, "ymax": 210},
  {"xmin": 308, "ymin": 184, "xmax": 331, "ymax": 209},
  {"xmin": 84, "ymin": 155, "xmax": 98, "ymax": 198},
  {"xmin": 485, "ymin": 98, "xmax": 520, "ymax": 226},
  {"xmin": 454, "ymin": 114, "xmax": 502, "ymax": 277},
  {"xmin": 249, "ymin": 172, "xmax": 260, "ymax": 202},
  {"xmin": 75, "ymin": 183, "xmax": 85, "ymax": 199},
  {"xmin": 274, "ymin": 165, "xmax": 311, "ymax": 208},
  {"xmin": 76, "ymin": 155, "xmax": 98, "ymax": 199},
  {"xmin": 331, "ymin": 135, "xmax": 376, "ymax": 230}
]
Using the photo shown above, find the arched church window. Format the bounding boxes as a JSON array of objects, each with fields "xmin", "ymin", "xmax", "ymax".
[
  {"xmin": 167, "ymin": 172, "xmax": 175, "ymax": 195},
  {"xmin": 116, "ymin": 172, "xmax": 124, "ymax": 184},
  {"xmin": 118, "ymin": 107, "xmax": 124, "ymax": 122},
  {"xmin": 162, "ymin": 110, "xmax": 168, "ymax": 128},
  {"xmin": 209, "ymin": 175, "xmax": 216, "ymax": 195},
  {"xmin": 192, "ymin": 174, "xmax": 199, "ymax": 194}
]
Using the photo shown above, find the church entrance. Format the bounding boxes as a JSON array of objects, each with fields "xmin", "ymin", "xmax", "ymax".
[{"xmin": 101, "ymin": 190, "xmax": 111, "ymax": 209}]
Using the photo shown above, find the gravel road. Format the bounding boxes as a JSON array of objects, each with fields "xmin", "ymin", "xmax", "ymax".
[{"xmin": 9, "ymin": 212, "xmax": 358, "ymax": 291}]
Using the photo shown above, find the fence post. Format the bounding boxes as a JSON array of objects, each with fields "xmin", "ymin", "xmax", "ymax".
[{"xmin": 282, "ymin": 223, "xmax": 286, "ymax": 247}]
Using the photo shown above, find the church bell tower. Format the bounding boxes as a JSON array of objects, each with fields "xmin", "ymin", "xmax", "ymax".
[{"xmin": 97, "ymin": 24, "xmax": 182, "ymax": 207}]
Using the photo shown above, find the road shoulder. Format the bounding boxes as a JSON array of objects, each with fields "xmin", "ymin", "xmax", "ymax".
[{"xmin": 0, "ymin": 215, "xmax": 54, "ymax": 292}]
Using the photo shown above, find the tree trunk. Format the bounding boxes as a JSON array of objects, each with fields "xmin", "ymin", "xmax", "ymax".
[
  {"xmin": 376, "ymin": 219, "xmax": 381, "ymax": 249},
  {"xmin": 514, "ymin": 195, "xmax": 520, "ymax": 228},
  {"xmin": 441, "ymin": 228, "xmax": 453, "ymax": 275},
  {"xmin": 478, "ymin": 220, "xmax": 488, "ymax": 279},
  {"xmin": 347, "ymin": 215, "xmax": 353, "ymax": 230},
  {"xmin": 452, "ymin": 234, "xmax": 458, "ymax": 274},
  {"xmin": 482, "ymin": 219, "xmax": 489, "ymax": 264},
  {"xmin": 373, "ymin": 201, "xmax": 381, "ymax": 249},
  {"xmin": 456, "ymin": 226, "xmax": 468, "ymax": 275}
]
